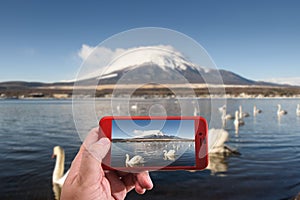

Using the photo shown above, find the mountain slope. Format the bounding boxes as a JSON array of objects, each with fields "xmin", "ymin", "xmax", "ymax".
[{"xmin": 0, "ymin": 49, "xmax": 291, "ymax": 87}]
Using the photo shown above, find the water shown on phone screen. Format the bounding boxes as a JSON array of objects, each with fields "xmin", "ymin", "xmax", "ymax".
[{"xmin": 110, "ymin": 119, "xmax": 196, "ymax": 168}]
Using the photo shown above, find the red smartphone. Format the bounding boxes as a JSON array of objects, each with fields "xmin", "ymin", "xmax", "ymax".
[{"xmin": 99, "ymin": 116, "xmax": 208, "ymax": 171}]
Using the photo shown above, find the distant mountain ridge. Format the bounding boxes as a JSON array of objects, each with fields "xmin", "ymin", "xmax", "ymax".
[
  {"xmin": 135, "ymin": 133, "xmax": 182, "ymax": 140},
  {"xmin": 112, "ymin": 133, "xmax": 193, "ymax": 142},
  {"xmin": 0, "ymin": 48, "xmax": 295, "ymax": 87},
  {"xmin": 0, "ymin": 81, "xmax": 73, "ymax": 89},
  {"xmin": 0, "ymin": 69, "xmax": 290, "ymax": 89},
  {"xmin": 132, "ymin": 129, "xmax": 182, "ymax": 139},
  {"xmin": 0, "ymin": 67, "xmax": 290, "ymax": 89},
  {"xmin": 1, "ymin": 49, "xmax": 299, "ymax": 98}
]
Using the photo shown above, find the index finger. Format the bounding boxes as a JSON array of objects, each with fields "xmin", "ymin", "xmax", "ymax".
[
  {"xmin": 135, "ymin": 171, "xmax": 153, "ymax": 191},
  {"xmin": 121, "ymin": 171, "xmax": 153, "ymax": 193}
]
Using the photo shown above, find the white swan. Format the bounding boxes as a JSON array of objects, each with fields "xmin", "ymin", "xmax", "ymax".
[
  {"xmin": 239, "ymin": 105, "xmax": 250, "ymax": 119},
  {"xmin": 208, "ymin": 128, "xmax": 240, "ymax": 154},
  {"xmin": 221, "ymin": 109, "xmax": 234, "ymax": 120},
  {"xmin": 234, "ymin": 110, "xmax": 245, "ymax": 134},
  {"xmin": 234, "ymin": 111, "xmax": 245, "ymax": 126},
  {"xmin": 192, "ymin": 100, "xmax": 200, "ymax": 116},
  {"xmin": 296, "ymin": 104, "xmax": 300, "ymax": 116},
  {"xmin": 253, "ymin": 105, "xmax": 262, "ymax": 116},
  {"xmin": 125, "ymin": 154, "xmax": 145, "ymax": 167},
  {"xmin": 163, "ymin": 149, "xmax": 176, "ymax": 161},
  {"xmin": 130, "ymin": 103, "xmax": 138, "ymax": 111},
  {"xmin": 218, "ymin": 105, "xmax": 226, "ymax": 113},
  {"xmin": 116, "ymin": 103, "xmax": 121, "ymax": 114},
  {"xmin": 277, "ymin": 104, "xmax": 287, "ymax": 116},
  {"xmin": 52, "ymin": 146, "xmax": 69, "ymax": 187},
  {"xmin": 193, "ymin": 106, "xmax": 199, "ymax": 116},
  {"xmin": 221, "ymin": 109, "xmax": 234, "ymax": 128}
]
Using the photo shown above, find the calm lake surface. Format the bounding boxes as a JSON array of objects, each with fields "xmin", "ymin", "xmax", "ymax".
[
  {"xmin": 1, "ymin": 98, "xmax": 300, "ymax": 200},
  {"xmin": 111, "ymin": 141, "xmax": 195, "ymax": 168}
]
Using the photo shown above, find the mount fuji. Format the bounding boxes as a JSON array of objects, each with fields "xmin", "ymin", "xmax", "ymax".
[
  {"xmin": 78, "ymin": 46, "xmax": 271, "ymax": 86},
  {"xmin": 132, "ymin": 129, "xmax": 182, "ymax": 139},
  {"xmin": 0, "ymin": 46, "xmax": 286, "ymax": 91}
]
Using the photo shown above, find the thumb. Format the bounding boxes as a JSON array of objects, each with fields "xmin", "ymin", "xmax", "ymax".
[
  {"xmin": 88, "ymin": 137, "xmax": 111, "ymax": 162},
  {"xmin": 78, "ymin": 138, "xmax": 111, "ymax": 184}
]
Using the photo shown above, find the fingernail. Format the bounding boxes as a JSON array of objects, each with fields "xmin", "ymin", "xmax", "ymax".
[
  {"xmin": 140, "ymin": 188, "xmax": 146, "ymax": 194},
  {"xmin": 98, "ymin": 137, "xmax": 110, "ymax": 146}
]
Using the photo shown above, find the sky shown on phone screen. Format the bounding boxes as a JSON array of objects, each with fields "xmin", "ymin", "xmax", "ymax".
[{"xmin": 112, "ymin": 119, "xmax": 195, "ymax": 139}]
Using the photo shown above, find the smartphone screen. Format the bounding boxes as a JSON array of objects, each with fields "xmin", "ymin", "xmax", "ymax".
[{"xmin": 110, "ymin": 119, "xmax": 196, "ymax": 168}]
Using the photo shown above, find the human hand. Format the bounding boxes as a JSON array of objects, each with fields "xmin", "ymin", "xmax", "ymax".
[{"xmin": 61, "ymin": 127, "xmax": 153, "ymax": 200}]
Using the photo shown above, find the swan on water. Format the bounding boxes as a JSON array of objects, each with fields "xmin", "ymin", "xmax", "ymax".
[
  {"xmin": 296, "ymin": 104, "xmax": 300, "ymax": 116},
  {"xmin": 116, "ymin": 103, "xmax": 121, "ymax": 114},
  {"xmin": 219, "ymin": 105, "xmax": 226, "ymax": 113},
  {"xmin": 277, "ymin": 104, "xmax": 287, "ymax": 116},
  {"xmin": 221, "ymin": 109, "xmax": 234, "ymax": 120},
  {"xmin": 193, "ymin": 106, "xmax": 199, "ymax": 116},
  {"xmin": 163, "ymin": 149, "xmax": 176, "ymax": 160},
  {"xmin": 234, "ymin": 110, "xmax": 245, "ymax": 134},
  {"xmin": 208, "ymin": 129, "xmax": 240, "ymax": 155},
  {"xmin": 221, "ymin": 109, "xmax": 234, "ymax": 128},
  {"xmin": 253, "ymin": 105, "xmax": 262, "ymax": 116},
  {"xmin": 192, "ymin": 100, "xmax": 200, "ymax": 116},
  {"xmin": 239, "ymin": 105, "xmax": 250, "ymax": 119},
  {"xmin": 52, "ymin": 146, "xmax": 69, "ymax": 187},
  {"xmin": 206, "ymin": 129, "xmax": 240, "ymax": 174},
  {"xmin": 130, "ymin": 103, "xmax": 138, "ymax": 111},
  {"xmin": 125, "ymin": 154, "xmax": 145, "ymax": 167},
  {"xmin": 234, "ymin": 111, "xmax": 245, "ymax": 126}
]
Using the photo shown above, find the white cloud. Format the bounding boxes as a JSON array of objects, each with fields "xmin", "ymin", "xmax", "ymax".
[
  {"xmin": 78, "ymin": 44, "xmax": 95, "ymax": 60},
  {"xmin": 76, "ymin": 44, "xmax": 125, "ymax": 80},
  {"xmin": 263, "ymin": 77, "xmax": 300, "ymax": 86}
]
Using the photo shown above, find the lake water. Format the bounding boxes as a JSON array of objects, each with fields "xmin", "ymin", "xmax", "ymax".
[
  {"xmin": 111, "ymin": 141, "xmax": 195, "ymax": 168},
  {"xmin": 1, "ymin": 98, "xmax": 300, "ymax": 200}
]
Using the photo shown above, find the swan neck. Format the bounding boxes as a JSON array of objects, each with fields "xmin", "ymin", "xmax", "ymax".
[
  {"xmin": 53, "ymin": 150, "xmax": 65, "ymax": 182},
  {"xmin": 222, "ymin": 109, "xmax": 226, "ymax": 116}
]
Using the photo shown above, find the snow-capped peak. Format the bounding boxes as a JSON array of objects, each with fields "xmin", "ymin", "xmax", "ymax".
[
  {"xmin": 133, "ymin": 129, "xmax": 165, "ymax": 138},
  {"xmin": 101, "ymin": 45, "xmax": 199, "ymax": 75},
  {"xmin": 77, "ymin": 44, "xmax": 213, "ymax": 82}
]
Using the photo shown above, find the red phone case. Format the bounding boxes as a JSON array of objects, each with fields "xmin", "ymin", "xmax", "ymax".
[{"xmin": 99, "ymin": 116, "xmax": 208, "ymax": 171}]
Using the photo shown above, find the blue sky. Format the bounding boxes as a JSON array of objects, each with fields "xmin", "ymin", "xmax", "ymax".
[
  {"xmin": 0, "ymin": 0, "xmax": 300, "ymax": 84},
  {"xmin": 112, "ymin": 120, "xmax": 195, "ymax": 139}
]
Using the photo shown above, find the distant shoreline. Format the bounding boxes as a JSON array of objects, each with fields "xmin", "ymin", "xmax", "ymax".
[
  {"xmin": 112, "ymin": 138, "xmax": 194, "ymax": 142},
  {"xmin": 1, "ymin": 84, "xmax": 300, "ymax": 99},
  {"xmin": 1, "ymin": 95, "xmax": 300, "ymax": 100}
]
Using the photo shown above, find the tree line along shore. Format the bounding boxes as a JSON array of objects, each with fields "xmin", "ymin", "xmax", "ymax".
[
  {"xmin": 112, "ymin": 138, "xmax": 194, "ymax": 142},
  {"xmin": 1, "ymin": 85, "xmax": 300, "ymax": 99}
]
